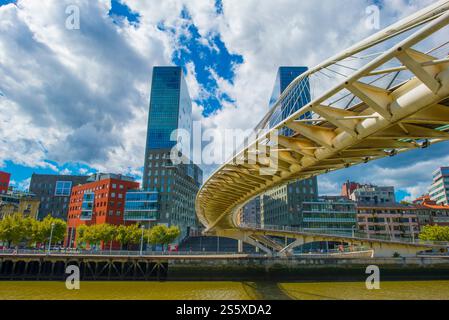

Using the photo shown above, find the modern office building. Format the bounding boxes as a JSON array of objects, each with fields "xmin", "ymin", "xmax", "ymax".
[
  {"xmin": 429, "ymin": 167, "xmax": 449, "ymax": 205},
  {"xmin": 29, "ymin": 174, "xmax": 89, "ymax": 220},
  {"xmin": 268, "ymin": 66, "xmax": 311, "ymax": 129},
  {"xmin": 0, "ymin": 171, "xmax": 10, "ymax": 195},
  {"xmin": 260, "ymin": 179, "xmax": 318, "ymax": 227},
  {"xmin": 238, "ymin": 197, "xmax": 261, "ymax": 226},
  {"xmin": 301, "ymin": 196, "xmax": 357, "ymax": 235},
  {"xmin": 0, "ymin": 190, "xmax": 40, "ymax": 219},
  {"xmin": 124, "ymin": 190, "xmax": 159, "ymax": 222},
  {"xmin": 342, "ymin": 181, "xmax": 396, "ymax": 205},
  {"xmin": 66, "ymin": 173, "xmax": 140, "ymax": 248},
  {"xmin": 260, "ymin": 66, "xmax": 318, "ymax": 228},
  {"xmin": 142, "ymin": 66, "xmax": 203, "ymax": 239},
  {"xmin": 356, "ymin": 204, "xmax": 419, "ymax": 240}
]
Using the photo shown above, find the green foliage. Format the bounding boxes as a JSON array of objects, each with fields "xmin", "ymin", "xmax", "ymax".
[
  {"xmin": 147, "ymin": 225, "xmax": 181, "ymax": 250},
  {"xmin": 419, "ymin": 225, "xmax": 449, "ymax": 242},
  {"xmin": 38, "ymin": 215, "xmax": 67, "ymax": 245},
  {"xmin": 114, "ymin": 224, "xmax": 141, "ymax": 249},
  {"xmin": 0, "ymin": 214, "xmax": 34, "ymax": 246}
]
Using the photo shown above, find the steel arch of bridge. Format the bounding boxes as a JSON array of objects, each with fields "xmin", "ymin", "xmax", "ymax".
[{"xmin": 195, "ymin": 0, "xmax": 449, "ymax": 254}]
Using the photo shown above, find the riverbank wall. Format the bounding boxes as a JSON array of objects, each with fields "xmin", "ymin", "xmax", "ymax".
[
  {"xmin": 167, "ymin": 257, "xmax": 449, "ymax": 281},
  {"xmin": 1, "ymin": 253, "xmax": 449, "ymax": 281}
]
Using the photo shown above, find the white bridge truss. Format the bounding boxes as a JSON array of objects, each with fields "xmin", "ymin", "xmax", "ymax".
[{"xmin": 195, "ymin": 1, "xmax": 449, "ymax": 256}]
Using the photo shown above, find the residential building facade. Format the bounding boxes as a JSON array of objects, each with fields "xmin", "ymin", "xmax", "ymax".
[
  {"xmin": 0, "ymin": 190, "xmax": 40, "ymax": 219},
  {"xmin": 357, "ymin": 204, "xmax": 419, "ymax": 240},
  {"xmin": 29, "ymin": 174, "xmax": 89, "ymax": 220},
  {"xmin": 413, "ymin": 195, "xmax": 449, "ymax": 227},
  {"xmin": 0, "ymin": 171, "xmax": 10, "ymax": 195},
  {"xmin": 343, "ymin": 181, "xmax": 396, "ymax": 205},
  {"xmin": 429, "ymin": 167, "xmax": 449, "ymax": 205},
  {"xmin": 66, "ymin": 173, "xmax": 140, "ymax": 248},
  {"xmin": 142, "ymin": 66, "xmax": 203, "ymax": 239}
]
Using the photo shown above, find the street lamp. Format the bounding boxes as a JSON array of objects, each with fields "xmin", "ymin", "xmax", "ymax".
[
  {"xmin": 140, "ymin": 225, "xmax": 145, "ymax": 256},
  {"xmin": 48, "ymin": 222, "xmax": 55, "ymax": 255}
]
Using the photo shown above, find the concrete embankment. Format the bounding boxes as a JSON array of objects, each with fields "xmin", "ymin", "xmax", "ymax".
[
  {"xmin": 167, "ymin": 257, "xmax": 449, "ymax": 281},
  {"xmin": 1, "ymin": 253, "xmax": 448, "ymax": 281}
]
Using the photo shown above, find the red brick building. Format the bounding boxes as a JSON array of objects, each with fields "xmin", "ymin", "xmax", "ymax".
[
  {"xmin": 0, "ymin": 171, "xmax": 11, "ymax": 195},
  {"xmin": 66, "ymin": 173, "xmax": 139, "ymax": 249}
]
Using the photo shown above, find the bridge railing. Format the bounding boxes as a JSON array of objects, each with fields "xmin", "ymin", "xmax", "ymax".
[
  {"xmin": 239, "ymin": 223, "xmax": 449, "ymax": 247},
  {"xmin": 0, "ymin": 248, "xmax": 266, "ymax": 257}
]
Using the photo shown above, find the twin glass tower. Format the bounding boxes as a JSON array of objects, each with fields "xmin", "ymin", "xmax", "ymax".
[
  {"xmin": 143, "ymin": 67, "xmax": 203, "ymax": 239},
  {"xmin": 261, "ymin": 67, "xmax": 319, "ymax": 228}
]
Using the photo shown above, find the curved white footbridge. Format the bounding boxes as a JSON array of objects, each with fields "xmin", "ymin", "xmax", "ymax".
[{"xmin": 195, "ymin": 1, "xmax": 449, "ymax": 257}]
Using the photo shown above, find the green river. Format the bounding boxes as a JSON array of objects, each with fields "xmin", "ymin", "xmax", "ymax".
[{"xmin": 1, "ymin": 281, "xmax": 449, "ymax": 300}]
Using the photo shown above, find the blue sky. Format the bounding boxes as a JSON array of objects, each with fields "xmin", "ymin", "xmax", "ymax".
[{"xmin": 0, "ymin": 0, "xmax": 444, "ymax": 202}]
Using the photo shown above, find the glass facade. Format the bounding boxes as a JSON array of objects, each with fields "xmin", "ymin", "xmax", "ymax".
[
  {"xmin": 55, "ymin": 181, "xmax": 73, "ymax": 196},
  {"xmin": 80, "ymin": 192, "xmax": 94, "ymax": 221},
  {"xmin": 124, "ymin": 191, "xmax": 159, "ymax": 221},
  {"xmin": 269, "ymin": 66, "xmax": 311, "ymax": 130},
  {"xmin": 301, "ymin": 197, "xmax": 357, "ymax": 235},
  {"xmin": 144, "ymin": 66, "xmax": 192, "ymax": 151}
]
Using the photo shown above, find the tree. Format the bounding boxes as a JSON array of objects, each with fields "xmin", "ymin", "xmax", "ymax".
[
  {"xmin": 115, "ymin": 224, "xmax": 141, "ymax": 250},
  {"xmin": 34, "ymin": 215, "xmax": 67, "ymax": 248},
  {"xmin": 0, "ymin": 214, "xmax": 31, "ymax": 248},
  {"xmin": 96, "ymin": 224, "xmax": 116, "ymax": 251},
  {"xmin": 419, "ymin": 225, "xmax": 449, "ymax": 242},
  {"xmin": 76, "ymin": 224, "xmax": 92, "ymax": 249},
  {"xmin": 147, "ymin": 225, "xmax": 180, "ymax": 251}
]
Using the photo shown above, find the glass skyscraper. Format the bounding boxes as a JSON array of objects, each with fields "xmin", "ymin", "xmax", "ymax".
[
  {"xmin": 260, "ymin": 66, "xmax": 319, "ymax": 228},
  {"xmin": 144, "ymin": 67, "xmax": 192, "ymax": 151},
  {"xmin": 269, "ymin": 66, "xmax": 311, "ymax": 130},
  {"xmin": 142, "ymin": 66, "xmax": 203, "ymax": 239}
]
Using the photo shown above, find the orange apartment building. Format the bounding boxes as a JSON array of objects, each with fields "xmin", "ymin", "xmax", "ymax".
[{"xmin": 66, "ymin": 173, "xmax": 139, "ymax": 249}]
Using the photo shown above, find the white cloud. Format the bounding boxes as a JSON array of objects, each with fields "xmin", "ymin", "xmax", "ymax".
[{"xmin": 0, "ymin": 0, "xmax": 443, "ymax": 191}]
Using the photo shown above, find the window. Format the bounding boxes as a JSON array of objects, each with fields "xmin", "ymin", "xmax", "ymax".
[
  {"xmin": 111, "ymin": 192, "xmax": 116, "ymax": 198},
  {"xmin": 55, "ymin": 181, "xmax": 72, "ymax": 196},
  {"xmin": 112, "ymin": 184, "xmax": 117, "ymax": 189}
]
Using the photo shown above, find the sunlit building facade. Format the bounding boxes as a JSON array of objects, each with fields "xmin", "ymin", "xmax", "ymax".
[
  {"xmin": 429, "ymin": 167, "xmax": 449, "ymax": 205},
  {"xmin": 66, "ymin": 173, "xmax": 140, "ymax": 248}
]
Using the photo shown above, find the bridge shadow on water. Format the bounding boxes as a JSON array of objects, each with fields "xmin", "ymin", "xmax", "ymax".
[
  {"xmin": 242, "ymin": 282, "xmax": 295, "ymax": 300},
  {"xmin": 241, "ymin": 281, "xmax": 341, "ymax": 300}
]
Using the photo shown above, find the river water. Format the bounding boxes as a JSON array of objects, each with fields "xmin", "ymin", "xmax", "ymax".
[{"xmin": 1, "ymin": 281, "xmax": 449, "ymax": 300}]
